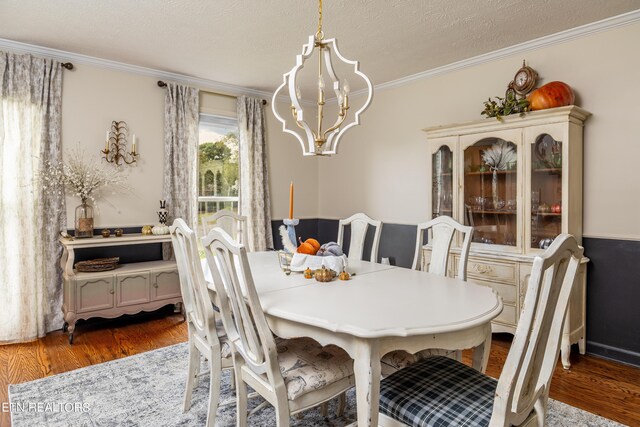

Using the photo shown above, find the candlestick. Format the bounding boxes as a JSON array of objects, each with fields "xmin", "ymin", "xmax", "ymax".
[{"xmin": 289, "ymin": 181, "xmax": 294, "ymax": 219}]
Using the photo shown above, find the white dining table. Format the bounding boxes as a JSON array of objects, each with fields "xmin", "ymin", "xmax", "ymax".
[{"xmin": 207, "ymin": 252, "xmax": 503, "ymax": 426}]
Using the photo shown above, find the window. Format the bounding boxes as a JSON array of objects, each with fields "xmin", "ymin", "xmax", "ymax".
[{"xmin": 198, "ymin": 114, "xmax": 239, "ymax": 224}]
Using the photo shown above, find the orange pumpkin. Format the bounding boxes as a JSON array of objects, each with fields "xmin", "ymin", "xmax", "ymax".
[
  {"xmin": 297, "ymin": 238, "xmax": 317, "ymax": 255},
  {"xmin": 305, "ymin": 238, "xmax": 321, "ymax": 252},
  {"xmin": 528, "ymin": 81, "xmax": 575, "ymax": 111}
]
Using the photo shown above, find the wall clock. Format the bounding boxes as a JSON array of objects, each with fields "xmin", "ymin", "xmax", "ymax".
[{"xmin": 509, "ymin": 61, "xmax": 538, "ymax": 97}]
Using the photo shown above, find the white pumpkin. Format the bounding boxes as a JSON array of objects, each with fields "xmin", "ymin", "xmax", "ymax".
[{"xmin": 151, "ymin": 224, "xmax": 170, "ymax": 235}]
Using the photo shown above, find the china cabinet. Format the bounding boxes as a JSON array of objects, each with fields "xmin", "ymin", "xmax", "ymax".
[
  {"xmin": 60, "ymin": 234, "xmax": 182, "ymax": 344},
  {"xmin": 424, "ymin": 105, "xmax": 590, "ymax": 368}
]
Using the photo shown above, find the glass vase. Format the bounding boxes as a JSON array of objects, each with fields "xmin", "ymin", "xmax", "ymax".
[{"xmin": 75, "ymin": 201, "xmax": 94, "ymax": 238}]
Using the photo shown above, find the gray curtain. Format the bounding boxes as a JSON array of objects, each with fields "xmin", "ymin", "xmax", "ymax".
[
  {"xmin": 237, "ymin": 96, "xmax": 273, "ymax": 251},
  {"xmin": 0, "ymin": 51, "xmax": 65, "ymax": 342},
  {"xmin": 163, "ymin": 82, "xmax": 199, "ymax": 257}
]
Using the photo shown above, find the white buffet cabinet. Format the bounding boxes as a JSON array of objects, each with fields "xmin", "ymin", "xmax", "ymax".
[
  {"xmin": 60, "ymin": 234, "xmax": 182, "ymax": 344},
  {"xmin": 423, "ymin": 106, "xmax": 590, "ymax": 369}
]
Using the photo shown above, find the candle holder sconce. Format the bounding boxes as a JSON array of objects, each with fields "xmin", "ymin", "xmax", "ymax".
[{"xmin": 102, "ymin": 121, "xmax": 138, "ymax": 166}]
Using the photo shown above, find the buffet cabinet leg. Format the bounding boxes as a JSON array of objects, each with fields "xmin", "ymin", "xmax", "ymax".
[{"xmin": 65, "ymin": 312, "xmax": 77, "ymax": 345}]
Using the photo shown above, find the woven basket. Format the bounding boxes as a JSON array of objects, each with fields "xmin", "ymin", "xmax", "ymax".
[{"xmin": 75, "ymin": 257, "xmax": 119, "ymax": 273}]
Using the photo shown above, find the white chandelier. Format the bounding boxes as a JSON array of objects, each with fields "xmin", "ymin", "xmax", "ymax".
[{"xmin": 272, "ymin": 0, "xmax": 373, "ymax": 156}]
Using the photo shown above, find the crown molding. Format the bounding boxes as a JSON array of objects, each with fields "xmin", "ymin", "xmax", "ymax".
[
  {"xmin": 0, "ymin": 37, "xmax": 280, "ymax": 101},
  {"xmin": 346, "ymin": 9, "xmax": 640, "ymax": 99}
]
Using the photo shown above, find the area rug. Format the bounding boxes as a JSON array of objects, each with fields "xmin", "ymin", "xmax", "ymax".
[{"xmin": 9, "ymin": 343, "xmax": 625, "ymax": 426}]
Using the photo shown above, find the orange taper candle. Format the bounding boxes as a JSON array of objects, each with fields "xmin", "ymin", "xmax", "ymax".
[{"xmin": 289, "ymin": 181, "xmax": 294, "ymax": 219}]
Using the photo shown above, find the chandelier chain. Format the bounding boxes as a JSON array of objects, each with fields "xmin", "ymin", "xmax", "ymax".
[{"xmin": 316, "ymin": 0, "xmax": 324, "ymax": 40}]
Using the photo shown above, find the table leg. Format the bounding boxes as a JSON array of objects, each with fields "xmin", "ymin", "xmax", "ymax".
[
  {"xmin": 354, "ymin": 339, "xmax": 381, "ymax": 427},
  {"xmin": 472, "ymin": 326, "xmax": 492, "ymax": 373}
]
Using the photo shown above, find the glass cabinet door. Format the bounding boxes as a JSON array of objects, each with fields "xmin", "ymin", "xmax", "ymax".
[
  {"xmin": 432, "ymin": 146, "xmax": 453, "ymax": 218},
  {"xmin": 530, "ymin": 134, "xmax": 562, "ymax": 249},
  {"xmin": 463, "ymin": 137, "xmax": 518, "ymax": 247}
]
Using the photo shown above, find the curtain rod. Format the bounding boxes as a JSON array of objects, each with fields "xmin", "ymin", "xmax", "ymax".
[{"xmin": 157, "ymin": 80, "xmax": 267, "ymax": 105}]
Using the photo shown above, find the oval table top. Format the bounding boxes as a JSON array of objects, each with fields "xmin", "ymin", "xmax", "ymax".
[{"xmin": 249, "ymin": 253, "xmax": 503, "ymax": 339}]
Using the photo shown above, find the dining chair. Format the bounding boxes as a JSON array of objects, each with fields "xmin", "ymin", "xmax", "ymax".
[
  {"xmin": 202, "ymin": 227, "xmax": 356, "ymax": 426},
  {"xmin": 200, "ymin": 209, "xmax": 248, "ymax": 246},
  {"xmin": 381, "ymin": 216, "xmax": 473, "ymax": 375},
  {"xmin": 337, "ymin": 212, "xmax": 383, "ymax": 263},
  {"xmin": 170, "ymin": 219, "xmax": 234, "ymax": 427},
  {"xmin": 378, "ymin": 234, "xmax": 583, "ymax": 427},
  {"xmin": 411, "ymin": 215, "xmax": 474, "ymax": 280}
]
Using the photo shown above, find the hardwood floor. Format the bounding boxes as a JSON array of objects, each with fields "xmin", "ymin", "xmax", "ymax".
[{"xmin": 1, "ymin": 309, "xmax": 639, "ymax": 427}]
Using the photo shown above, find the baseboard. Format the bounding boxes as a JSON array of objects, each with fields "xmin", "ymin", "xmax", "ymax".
[{"xmin": 586, "ymin": 341, "xmax": 640, "ymax": 367}]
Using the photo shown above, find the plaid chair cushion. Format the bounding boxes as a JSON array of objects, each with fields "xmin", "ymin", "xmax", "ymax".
[{"xmin": 379, "ymin": 356, "xmax": 497, "ymax": 427}]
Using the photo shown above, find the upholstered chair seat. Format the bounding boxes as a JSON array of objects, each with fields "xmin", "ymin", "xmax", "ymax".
[
  {"xmin": 276, "ymin": 337, "xmax": 354, "ymax": 400},
  {"xmin": 380, "ymin": 356, "xmax": 497, "ymax": 427}
]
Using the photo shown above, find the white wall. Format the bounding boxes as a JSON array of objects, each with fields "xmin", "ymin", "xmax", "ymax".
[
  {"xmin": 60, "ymin": 64, "xmax": 318, "ymax": 229},
  {"xmin": 61, "ymin": 66, "xmax": 164, "ymax": 228},
  {"xmin": 317, "ymin": 22, "xmax": 640, "ymax": 240}
]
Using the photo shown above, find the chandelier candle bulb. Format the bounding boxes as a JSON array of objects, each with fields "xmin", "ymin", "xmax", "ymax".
[
  {"xmin": 132, "ymin": 134, "xmax": 137, "ymax": 155},
  {"xmin": 105, "ymin": 131, "xmax": 109, "ymax": 152}
]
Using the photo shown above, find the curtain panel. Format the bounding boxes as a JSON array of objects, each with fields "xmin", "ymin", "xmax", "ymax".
[
  {"xmin": 0, "ymin": 51, "xmax": 65, "ymax": 343},
  {"xmin": 237, "ymin": 96, "xmax": 273, "ymax": 252},
  {"xmin": 163, "ymin": 82, "xmax": 199, "ymax": 258}
]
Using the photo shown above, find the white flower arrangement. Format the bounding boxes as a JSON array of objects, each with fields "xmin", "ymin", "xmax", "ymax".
[
  {"xmin": 481, "ymin": 141, "xmax": 517, "ymax": 171},
  {"xmin": 39, "ymin": 145, "xmax": 130, "ymax": 205}
]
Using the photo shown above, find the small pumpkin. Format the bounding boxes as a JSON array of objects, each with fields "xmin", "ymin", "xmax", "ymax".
[
  {"xmin": 303, "ymin": 267, "xmax": 313, "ymax": 279},
  {"xmin": 305, "ymin": 238, "xmax": 321, "ymax": 252},
  {"xmin": 528, "ymin": 81, "xmax": 575, "ymax": 111},
  {"xmin": 314, "ymin": 266, "xmax": 336, "ymax": 282},
  {"xmin": 297, "ymin": 238, "xmax": 317, "ymax": 255},
  {"xmin": 152, "ymin": 224, "xmax": 170, "ymax": 235},
  {"xmin": 317, "ymin": 242, "xmax": 344, "ymax": 257},
  {"xmin": 339, "ymin": 270, "xmax": 350, "ymax": 281}
]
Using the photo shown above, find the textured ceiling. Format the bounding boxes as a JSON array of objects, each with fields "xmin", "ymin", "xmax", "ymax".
[{"xmin": 1, "ymin": 0, "xmax": 639, "ymax": 94}]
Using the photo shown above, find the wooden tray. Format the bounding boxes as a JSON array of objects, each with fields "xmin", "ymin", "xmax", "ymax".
[{"xmin": 75, "ymin": 257, "xmax": 120, "ymax": 272}]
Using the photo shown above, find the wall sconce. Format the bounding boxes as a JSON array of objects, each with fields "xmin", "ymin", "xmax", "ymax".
[{"xmin": 102, "ymin": 120, "xmax": 138, "ymax": 166}]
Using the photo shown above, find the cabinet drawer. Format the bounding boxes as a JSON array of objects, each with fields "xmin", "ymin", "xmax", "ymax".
[
  {"xmin": 116, "ymin": 271, "xmax": 150, "ymax": 307},
  {"xmin": 465, "ymin": 258, "xmax": 516, "ymax": 284},
  {"xmin": 151, "ymin": 269, "xmax": 181, "ymax": 301},
  {"xmin": 76, "ymin": 276, "xmax": 115, "ymax": 313},
  {"xmin": 471, "ymin": 278, "xmax": 517, "ymax": 305},
  {"xmin": 494, "ymin": 303, "xmax": 517, "ymax": 326}
]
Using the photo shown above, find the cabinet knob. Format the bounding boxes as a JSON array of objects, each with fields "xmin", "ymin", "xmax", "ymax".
[
  {"xmin": 110, "ymin": 288, "xmax": 115, "ymax": 294},
  {"xmin": 153, "ymin": 283, "xmax": 159, "ymax": 288}
]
